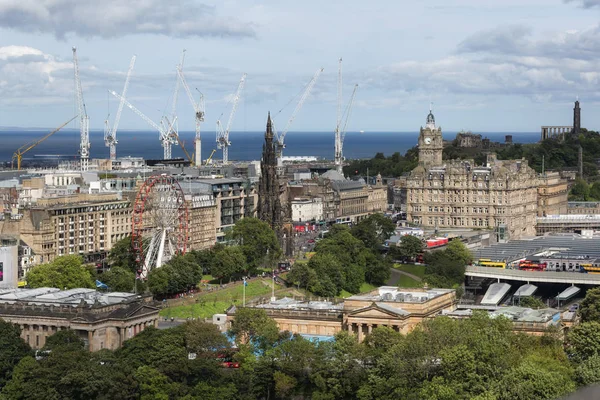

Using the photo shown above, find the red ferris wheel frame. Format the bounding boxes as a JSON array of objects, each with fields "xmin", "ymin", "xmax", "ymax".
[{"xmin": 131, "ymin": 174, "xmax": 189, "ymax": 276}]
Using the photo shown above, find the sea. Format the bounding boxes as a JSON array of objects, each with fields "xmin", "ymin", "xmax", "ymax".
[{"xmin": 0, "ymin": 129, "xmax": 541, "ymax": 163}]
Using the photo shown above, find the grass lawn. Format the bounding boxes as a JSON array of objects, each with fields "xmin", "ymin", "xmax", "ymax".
[
  {"xmin": 397, "ymin": 274, "xmax": 423, "ymax": 288},
  {"xmin": 160, "ymin": 279, "xmax": 281, "ymax": 319},
  {"xmin": 393, "ymin": 264, "xmax": 426, "ymax": 278},
  {"xmin": 339, "ymin": 282, "xmax": 378, "ymax": 298}
]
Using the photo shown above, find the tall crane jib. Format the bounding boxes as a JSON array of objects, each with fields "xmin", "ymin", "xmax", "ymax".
[
  {"xmin": 335, "ymin": 58, "xmax": 358, "ymax": 174},
  {"xmin": 177, "ymin": 65, "xmax": 205, "ymax": 166},
  {"xmin": 216, "ymin": 73, "xmax": 246, "ymax": 164},
  {"xmin": 110, "ymin": 90, "xmax": 175, "ymax": 160},
  {"xmin": 105, "ymin": 56, "xmax": 136, "ymax": 161},
  {"xmin": 72, "ymin": 47, "xmax": 90, "ymax": 171},
  {"xmin": 273, "ymin": 67, "xmax": 323, "ymax": 170}
]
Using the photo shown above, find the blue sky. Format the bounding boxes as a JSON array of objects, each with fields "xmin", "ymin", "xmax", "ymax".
[{"xmin": 0, "ymin": 0, "xmax": 599, "ymax": 133}]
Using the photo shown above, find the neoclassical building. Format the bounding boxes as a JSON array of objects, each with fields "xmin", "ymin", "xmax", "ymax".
[
  {"xmin": 401, "ymin": 109, "xmax": 542, "ymax": 240},
  {"xmin": 0, "ymin": 288, "xmax": 159, "ymax": 351},
  {"xmin": 227, "ymin": 287, "xmax": 457, "ymax": 341}
]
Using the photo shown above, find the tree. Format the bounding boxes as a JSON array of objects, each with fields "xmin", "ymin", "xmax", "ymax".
[
  {"xmin": 396, "ymin": 235, "xmax": 423, "ymax": 261},
  {"xmin": 0, "ymin": 319, "xmax": 31, "ymax": 388},
  {"xmin": 590, "ymin": 182, "xmax": 600, "ymax": 201},
  {"xmin": 307, "ymin": 253, "xmax": 345, "ymax": 297},
  {"xmin": 43, "ymin": 329, "xmax": 85, "ymax": 352},
  {"xmin": 579, "ymin": 287, "xmax": 600, "ymax": 322},
  {"xmin": 493, "ymin": 358, "xmax": 575, "ymax": 400},
  {"xmin": 424, "ymin": 251, "xmax": 466, "ymax": 287},
  {"xmin": 445, "ymin": 240, "xmax": 473, "ymax": 265},
  {"xmin": 287, "ymin": 262, "xmax": 318, "ymax": 292},
  {"xmin": 363, "ymin": 326, "xmax": 403, "ymax": 356},
  {"xmin": 274, "ymin": 371, "xmax": 297, "ymax": 399},
  {"xmin": 134, "ymin": 365, "xmax": 183, "ymax": 400},
  {"xmin": 568, "ymin": 321, "xmax": 600, "ymax": 361},
  {"xmin": 351, "ymin": 213, "xmax": 395, "ymax": 252},
  {"xmin": 26, "ymin": 255, "xmax": 95, "ymax": 290},
  {"xmin": 576, "ymin": 354, "xmax": 600, "ymax": 386},
  {"xmin": 314, "ymin": 226, "xmax": 370, "ymax": 294},
  {"xmin": 518, "ymin": 296, "xmax": 545, "ymax": 309},
  {"xmin": 102, "ymin": 266, "xmax": 135, "ymax": 292},
  {"xmin": 364, "ymin": 251, "xmax": 390, "ymax": 286},
  {"xmin": 211, "ymin": 245, "xmax": 246, "ymax": 283},
  {"xmin": 184, "ymin": 320, "xmax": 229, "ymax": 356},
  {"xmin": 230, "ymin": 218, "xmax": 282, "ymax": 271},
  {"xmin": 569, "ymin": 178, "xmax": 590, "ymax": 201},
  {"xmin": 107, "ymin": 236, "xmax": 137, "ymax": 272},
  {"xmin": 229, "ymin": 308, "xmax": 280, "ymax": 349},
  {"xmin": 147, "ymin": 267, "xmax": 171, "ymax": 298}
]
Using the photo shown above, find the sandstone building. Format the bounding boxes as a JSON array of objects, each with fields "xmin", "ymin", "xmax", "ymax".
[
  {"xmin": 402, "ymin": 109, "xmax": 543, "ymax": 240},
  {"xmin": 227, "ymin": 287, "xmax": 457, "ymax": 341},
  {"xmin": 295, "ymin": 170, "xmax": 387, "ymax": 224},
  {"xmin": 537, "ymin": 172, "xmax": 568, "ymax": 216},
  {"xmin": 0, "ymin": 287, "xmax": 159, "ymax": 351}
]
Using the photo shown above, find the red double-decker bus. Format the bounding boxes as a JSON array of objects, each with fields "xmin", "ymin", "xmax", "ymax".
[{"xmin": 518, "ymin": 260, "xmax": 547, "ymax": 272}]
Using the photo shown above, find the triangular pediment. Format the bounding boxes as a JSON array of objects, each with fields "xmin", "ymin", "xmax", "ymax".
[
  {"xmin": 348, "ymin": 302, "xmax": 408, "ymax": 319},
  {"xmin": 125, "ymin": 305, "xmax": 159, "ymax": 318}
]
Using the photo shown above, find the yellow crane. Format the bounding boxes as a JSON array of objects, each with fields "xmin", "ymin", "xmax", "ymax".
[
  {"xmin": 174, "ymin": 134, "xmax": 195, "ymax": 166},
  {"xmin": 12, "ymin": 116, "xmax": 78, "ymax": 170},
  {"xmin": 205, "ymin": 149, "xmax": 216, "ymax": 166}
]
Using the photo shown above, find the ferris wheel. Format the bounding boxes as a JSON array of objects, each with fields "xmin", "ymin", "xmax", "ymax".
[{"xmin": 132, "ymin": 175, "xmax": 189, "ymax": 279}]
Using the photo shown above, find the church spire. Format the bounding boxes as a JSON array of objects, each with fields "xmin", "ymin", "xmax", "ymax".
[{"xmin": 266, "ymin": 112, "xmax": 273, "ymax": 139}]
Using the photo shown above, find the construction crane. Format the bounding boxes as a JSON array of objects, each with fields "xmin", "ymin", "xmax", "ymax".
[
  {"xmin": 12, "ymin": 116, "xmax": 77, "ymax": 170},
  {"xmin": 274, "ymin": 67, "xmax": 323, "ymax": 170},
  {"xmin": 72, "ymin": 47, "xmax": 90, "ymax": 171},
  {"xmin": 166, "ymin": 50, "xmax": 186, "ymax": 139},
  {"xmin": 177, "ymin": 66, "xmax": 205, "ymax": 166},
  {"xmin": 110, "ymin": 90, "xmax": 178, "ymax": 159},
  {"xmin": 104, "ymin": 55, "xmax": 136, "ymax": 161},
  {"xmin": 175, "ymin": 134, "xmax": 195, "ymax": 164},
  {"xmin": 205, "ymin": 149, "xmax": 216, "ymax": 166},
  {"xmin": 334, "ymin": 58, "xmax": 358, "ymax": 173},
  {"xmin": 216, "ymin": 73, "xmax": 246, "ymax": 164}
]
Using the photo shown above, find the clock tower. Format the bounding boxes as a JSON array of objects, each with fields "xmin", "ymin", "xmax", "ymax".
[{"xmin": 418, "ymin": 105, "xmax": 443, "ymax": 166}]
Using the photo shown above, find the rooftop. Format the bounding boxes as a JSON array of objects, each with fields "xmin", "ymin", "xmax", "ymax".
[
  {"xmin": 490, "ymin": 306, "xmax": 560, "ymax": 323},
  {"xmin": 347, "ymin": 286, "xmax": 454, "ymax": 303},
  {"xmin": 0, "ymin": 287, "xmax": 142, "ymax": 306},
  {"xmin": 253, "ymin": 297, "xmax": 343, "ymax": 311},
  {"xmin": 474, "ymin": 234, "xmax": 600, "ymax": 263}
]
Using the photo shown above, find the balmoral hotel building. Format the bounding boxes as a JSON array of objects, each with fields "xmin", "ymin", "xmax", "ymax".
[{"xmin": 398, "ymin": 109, "xmax": 567, "ymax": 240}]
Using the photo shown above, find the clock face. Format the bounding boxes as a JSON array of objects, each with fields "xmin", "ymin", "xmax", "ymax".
[{"xmin": 424, "ymin": 137, "xmax": 432, "ymax": 145}]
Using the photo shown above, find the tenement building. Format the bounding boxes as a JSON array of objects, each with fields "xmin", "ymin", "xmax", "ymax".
[
  {"xmin": 297, "ymin": 170, "xmax": 387, "ymax": 224},
  {"xmin": 0, "ymin": 288, "xmax": 159, "ymax": 351},
  {"xmin": 402, "ymin": 109, "xmax": 539, "ymax": 240},
  {"xmin": 0, "ymin": 193, "xmax": 132, "ymax": 265}
]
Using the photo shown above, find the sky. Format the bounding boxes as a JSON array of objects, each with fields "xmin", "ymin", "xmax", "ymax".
[{"xmin": 0, "ymin": 0, "xmax": 599, "ymax": 133}]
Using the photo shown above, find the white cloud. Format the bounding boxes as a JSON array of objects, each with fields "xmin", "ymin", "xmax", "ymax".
[
  {"xmin": 0, "ymin": 46, "xmax": 72, "ymax": 105},
  {"xmin": 565, "ymin": 0, "xmax": 600, "ymax": 8},
  {"xmin": 0, "ymin": 0, "xmax": 256, "ymax": 39}
]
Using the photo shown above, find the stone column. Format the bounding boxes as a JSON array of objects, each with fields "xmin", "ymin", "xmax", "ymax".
[
  {"xmin": 347, "ymin": 322, "xmax": 352, "ymax": 333},
  {"xmin": 358, "ymin": 324, "xmax": 364, "ymax": 342},
  {"xmin": 88, "ymin": 331, "xmax": 93, "ymax": 351},
  {"xmin": 367, "ymin": 324, "xmax": 373, "ymax": 335}
]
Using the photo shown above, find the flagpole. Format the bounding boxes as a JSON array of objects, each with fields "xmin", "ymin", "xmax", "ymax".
[
  {"xmin": 242, "ymin": 277, "xmax": 246, "ymax": 307},
  {"xmin": 271, "ymin": 270, "xmax": 276, "ymax": 302}
]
